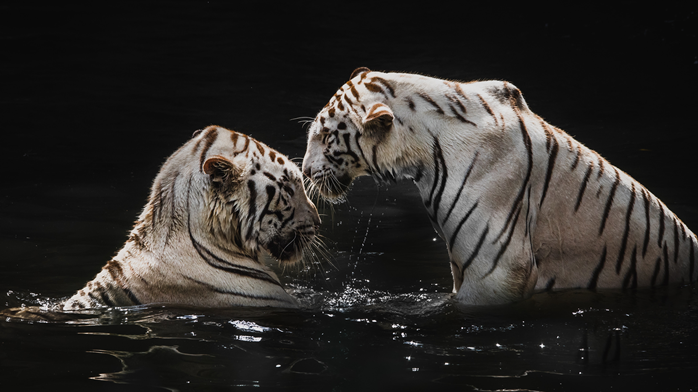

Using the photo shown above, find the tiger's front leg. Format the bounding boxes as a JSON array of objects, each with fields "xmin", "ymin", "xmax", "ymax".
[{"xmin": 449, "ymin": 220, "xmax": 539, "ymax": 305}]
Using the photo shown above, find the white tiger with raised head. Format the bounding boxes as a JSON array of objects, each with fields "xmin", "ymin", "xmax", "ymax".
[
  {"xmin": 302, "ymin": 67, "xmax": 697, "ymax": 305},
  {"xmin": 62, "ymin": 125, "xmax": 320, "ymax": 310}
]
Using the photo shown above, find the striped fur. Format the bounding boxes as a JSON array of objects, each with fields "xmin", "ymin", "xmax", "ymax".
[
  {"xmin": 302, "ymin": 68, "xmax": 698, "ymax": 305},
  {"xmin": 63, "ymin": 126, "xmax": 320, "ymax": 310}
]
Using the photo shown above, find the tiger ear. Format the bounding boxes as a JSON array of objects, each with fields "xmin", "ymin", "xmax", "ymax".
[
  {"xmin": 350, "ymin": 67, "xmax": 371, "ymax": 79},
  {"xmin": 203, "ymin": 156, "xmax": 241, "ymax": 186},
  {"xmin": 361, "ymin": 103, "xmax": 394, "ymax": 136}
]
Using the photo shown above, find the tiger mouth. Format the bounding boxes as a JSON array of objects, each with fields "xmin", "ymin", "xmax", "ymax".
[{"xmin": 310, "ymin": 171, "xmax": 352, "ymax": 201}]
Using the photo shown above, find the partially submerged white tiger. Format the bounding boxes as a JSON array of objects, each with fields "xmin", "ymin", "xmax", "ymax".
[
  {"xmin": 63, "ymin": 125, "xmax": 320, "ymax": 310},
  {"xmin": 302, "ymin": 67, "xmax": 698, "ymax": 305}
]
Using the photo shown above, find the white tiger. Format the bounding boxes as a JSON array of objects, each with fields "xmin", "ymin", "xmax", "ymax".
[
  {"xmin": 302, "ymin": 67, "xmax": 698, "ymax": 305},
  {"xmin": 61, "ymin": 125, "xmax": 320, "ymax": 310}
]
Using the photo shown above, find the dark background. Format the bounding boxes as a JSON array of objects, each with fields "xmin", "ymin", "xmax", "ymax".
[{"xmin": 2, "ymin": 2, "xmax": 698, "ymax": 390}]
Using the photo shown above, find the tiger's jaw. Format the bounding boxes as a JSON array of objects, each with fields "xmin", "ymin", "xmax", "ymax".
[
  {"xmin": 306, "ymin": 169, "xmax": 354, "ymax": 202},
  {"xmin": 302, "ymin": 140, "xmax": 362, "ymax": 203},
  {"xmin": 263, "ymin": 228, "xmax": 316, "ymax": 264}
]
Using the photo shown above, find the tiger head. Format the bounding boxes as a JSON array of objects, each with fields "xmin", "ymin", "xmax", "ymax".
[
  {"xmin": 302, "ymin": 67, "xmax": 412, "ymax": 202},
  {"xmin": 145, "ymin": 126, "xmax": 321, "ymax": 265}
]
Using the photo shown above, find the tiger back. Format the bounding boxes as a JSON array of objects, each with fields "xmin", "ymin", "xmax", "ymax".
[
  {"xmin": 62, "ymin": 125, "xmax": 320, "ymax": 310},
  {"xmin": 302, "ymin": 68, "xmax": 697, "ymax": 305}
]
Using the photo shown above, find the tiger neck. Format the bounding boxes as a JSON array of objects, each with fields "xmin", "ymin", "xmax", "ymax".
[
  {"xmin": 127, "ymin": 193, "xmax": 262, "ymax": 265},
  {"xmin": 404, "ymin": 134, "xmax": 480, "ymax": 249}
]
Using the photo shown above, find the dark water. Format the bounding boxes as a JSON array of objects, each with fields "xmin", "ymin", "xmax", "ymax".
[{"xmin": 2, "ymin": 2, "xmax": 698, "ymax": 391}]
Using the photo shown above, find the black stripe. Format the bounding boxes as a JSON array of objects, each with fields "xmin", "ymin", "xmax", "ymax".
[
  {"xmin": 448, "ymin": 92, "xmax": 468, "ymax": 113},
  {"xmin": 406, "ymin": 97, "xmax": 416, "ymax": 111},
  {"xmin": 615, "ymin": 183, "xmax": 636, "ymax": 273},
  {"xmin": 588, "ymin": 245, "xmax": 607, "ymax": 290},
  {"xmin": 190, "ymin": 233, "xmax": 282, "ymax": 287},
  {"xmin": 453, "ymin": 83, "xmax": 469, "ymax": 103},
  {"xmin": 598, "ymin": 168, "xmax": 620, "ymax": 236},
  {"xmin": 87, "ymin": 291, "xmax": 102, "ymax": 306},
  {"xmin": 122, "ymin": 288, "xmax": 141, "ymax": 305},
  {"xmin": 657, "ymin": 205, "xmax": 665, "ymax": 248},
  {"xmin": 442, "ymin": 153, "xmax": 478, "ymax": 226},
  {"xmin": 545, "ymin": 277, "xmax": 556, "ymax": 291},
  {"xmin": 151, "ymin": 180, "xmax": 164, "ymax": 225},
  {"xmin": 642, "ymin": 188, "xmax": 651, "ymax": 257},
  {"xmin": 447, "ymin": 102, "xmax": 477, "ymax": 126},
  {"xmin": 425, "ymin": 139, "xmax": 441, "ymax": 208},
  {"xmin": 340, "ymin": 133, "xmax": 360, "ymax": 162},
  {"xmin": 448, "ymin": 201, "xmax": 479, "ymax": 251},
  {"xmin": 183, "ymin": 275, "xmax": 293, "ymax": 303},
  {"xmin": 570, "ymin": 145, "xmax": 581, "ymax": 170},
  {"xmin": 460, "ymin": 225, "xmax": 490, "ymax": 274},
  {"xmin": 371, "ymin": 145, "xmax": 382, "ymax": 176},
  {"xmin": 98, "ymin": 289, "xmax": 116, "ymax": 307},
  {"xmin": 279, "ymin": 208, "xmax": 295, "ymax": 230},
  {"xmin": 575, "ymin": 163, "xmax": 594, "ymax": 212},
  {"xmin": 486, "ymin": 205, "xmax": 522, "ymax": 276},
  {"xmin": 246, "ymin": 180, "xmax": 258, "ymax": 240},
  {"xmin": 260, "ymin": 185, "xmax": 283, "ymax": 222},
  {"xmin": 596, "ymin": 155, "xmax": 606, "ymax": 180},
  {"xmin": 539, "ymin": 135, "xmax": 558, "ymax": 207},
  {"xmin": 413, "ymin": 165, "xmax": 424, "ymax": 183},
  {"xmin": 418, "ymin": 93, "xmax": 445, "ymax": 114},
  {"xmin": 371, "ymin": 76, "xmax": 396, "ymax": 98},
  {"xmin": 622, "ymin": 247, "xmax": 638, "ymax": 290},
  {"xmin": 430, "ymin": 138, "xmax": 448, "ymax": 220},
  {"xmin": 354, "ymin": 133, "xmax": 373, "ymax": 175},
  {"xmin": 524, "ymin": 184, "xmax": 533, "ymax": 238},
  {"xmin": 495, "ymin": 115, "xmax": 532, "ymax": 242},
  {"xmin": 477, "ymin": 94, "xmax": 497, "ymax": 126},
  {"xmin": 263, "ymin": 172, "xmax": 276, "ymax": 182}
]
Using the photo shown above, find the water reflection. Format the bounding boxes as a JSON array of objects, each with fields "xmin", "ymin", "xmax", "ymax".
[{"xmin": 2, "ymin": 277, "xmax": 698, "ymax": 390}]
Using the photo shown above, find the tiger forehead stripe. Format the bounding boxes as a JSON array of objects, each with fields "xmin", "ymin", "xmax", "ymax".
[{"xmin": 254, "ymin": 140, "xmax": 265, "ymax": 155}]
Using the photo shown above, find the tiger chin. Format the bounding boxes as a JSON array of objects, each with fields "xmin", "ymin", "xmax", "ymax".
[
  {"xmin": 57, "ymin": 125, "xmax": 321, "ymax": 310},
  {"xmin": 302, "ymin": 67, "xmax": 698, "ymax": 306}
]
